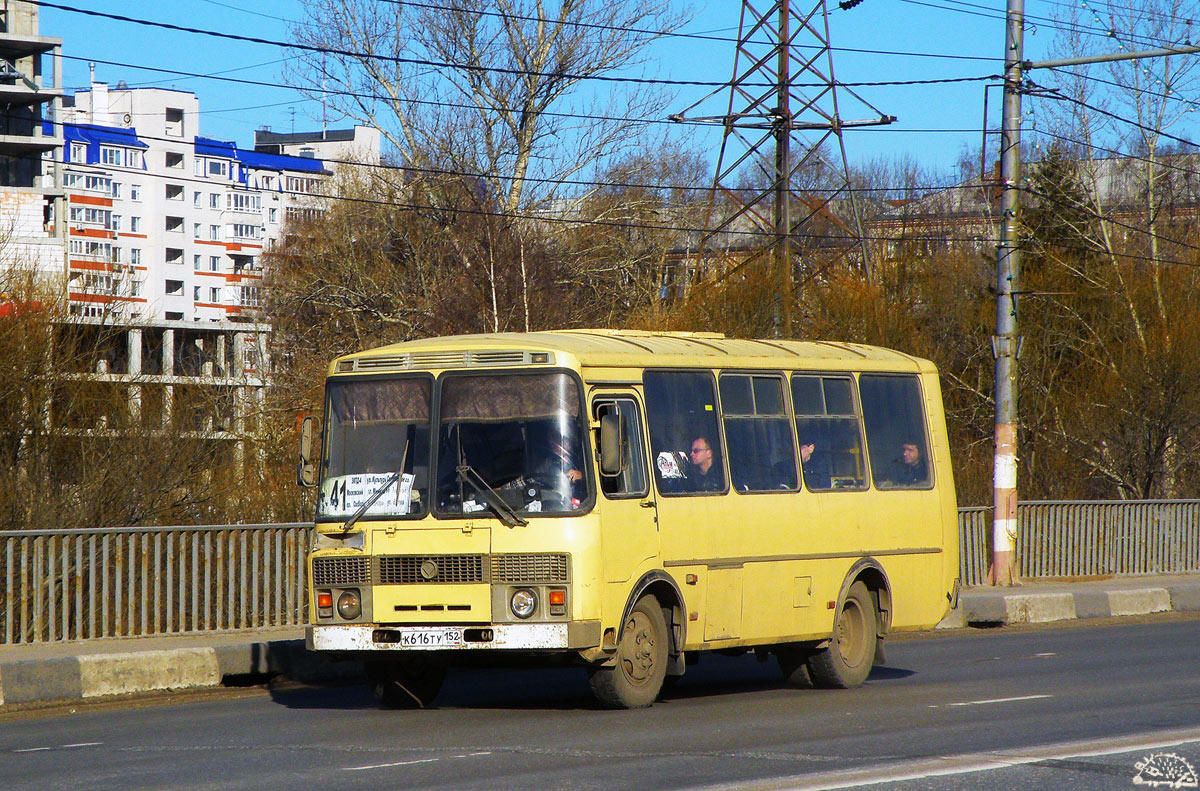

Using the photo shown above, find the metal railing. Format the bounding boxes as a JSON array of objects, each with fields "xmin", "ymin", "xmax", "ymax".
[
  {"xmin": 2, "ymin": 500, "xmax": 1199, "ymax": 645},
  {"xmin": 958, "ymin": 500, "xmax": 1200, "ymax": 586},
  {"xmin": 1, "ymin": 523, "xmax": 310, "ymax": 646}
]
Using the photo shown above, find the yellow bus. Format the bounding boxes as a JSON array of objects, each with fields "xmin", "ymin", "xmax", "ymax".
[{"xmin": 300, "ymin": 330, "xmax": 960, "ymax": 709}]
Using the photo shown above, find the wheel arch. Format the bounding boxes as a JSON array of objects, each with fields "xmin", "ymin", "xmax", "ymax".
[
  {"xmin": 838, "ymin": 558, "xmax": 892, "ymax": 638},
  {"xmin": 619, "ymin": 570, "xmax": 687, "ymax": 675}
]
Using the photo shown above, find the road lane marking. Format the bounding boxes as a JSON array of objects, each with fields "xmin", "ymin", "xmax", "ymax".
[
  {"xmin": 13, "ymin": 743, "xmax": 102, "ymax": 753},
  {"xmin": 343, "ymin": 758, "xmax": 440, "ymax": 771},
  {"xmin": 342, "ymin": 751, "xmax": 492, "ymax": 772},
  {"xmin": 929, "ymin": 694, "xmax": 1053, "ymax": 708},
  {"xmin": 695, "ymin": 725, "xmax": 1200, "ymax": 791}
]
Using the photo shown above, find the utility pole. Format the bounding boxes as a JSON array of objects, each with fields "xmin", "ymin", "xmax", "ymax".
[
  {"xmin": 669, "ymin": 0, "xmax": 894, "ymax": 336},
  {"xmin": 991, "ymin": 0, "xmax": 1024, "ymax": 586},
  {"xmin": 988, "ymin": 14, "xmax": 1200, "ymax": 586}
]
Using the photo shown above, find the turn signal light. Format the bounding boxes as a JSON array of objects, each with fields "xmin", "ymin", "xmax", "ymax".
[
  {"xmin": 317, "ymin": 591, "xmax": 333, "ymax": 609},
  {"xmin": 548, "ymin": 588, "xmax": 567, "ymax": 616}
]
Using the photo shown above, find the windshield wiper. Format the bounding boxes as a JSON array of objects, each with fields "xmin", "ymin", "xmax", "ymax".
[
  {"xmin": 342, "ymin": 440, "xmax": 410, "ymax": 531},
  {"xmin": 342, "ymin": 470, "xmax": 402, "ymax": 532},
  {"xmin": 456, "ymin": 465, "xmax": 528, "ymax": 528}
]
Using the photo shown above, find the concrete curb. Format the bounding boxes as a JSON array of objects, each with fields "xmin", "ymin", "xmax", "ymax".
[
  {"xmin": 0, "ymin": 639, "xmax": 362, "ymax": 707},
  {"xmin": 937, "ymin": 578, "xmax": 1200, "ymax": 628}
]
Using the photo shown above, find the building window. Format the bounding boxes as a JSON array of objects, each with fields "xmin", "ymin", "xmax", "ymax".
[
  {"xmin": 193, "ymin": 191, "xmax": 202, "ymax": 208},
  {"xmin": 210, "ymin": 224, "xmax": 221, "ymax": 241},
  {"xmin": 165, "ymin": 279, "xmax": 184, "ymax": 296},
  {"xmin": 111, "ymin": 182, "xmax": 122, "ymax": 199},
  {"xmin": 70, "ymin": 142, "xmax": 87, "ymax": 163},
  {"xmin": 193, "ymin": 222, "xmax": 201, "ymax": 238},
  {"xmin": 101, "ymin": 147, "xmax": 122, "ymax": 166},
  {"xmin": 208, "ymin": 160, "xmax": 229, "ymax": 178},
  {"xmin": 210, "ymin": 193, "xmax": 221, "ymax": 209},
  {"xmin": 227, "ymin": 193, "xmax": 261, "ymax": 212},
  {"xmin": 209, "ymin": 287, "xmax": 221, "ymax": 303},
  {"xmin": 193, "ymin": 254, "xmax": 201, "ymax": 270},
  {"xmin": 166, "ymin": 184, "xmax": 184, "ymax": 201},
  {"xmin": 240, "ymin": 286, "xmax": 261, "ymax": 307},
  {"xmin": 209, "ymin": 256, "xmax": 220, "ymax": 272},
  {"xmin": 231, "ymin": 223, "xmax": 261, "ymax": 240},
  {"xmin": 166, "ymin": 151, "xmax": 184, "ymax": 168},
  {"xmin": 193, "ymin": 285, "xmax": 201, "ymax": 301},
  {"xmin": 286, "ymin": 176, "xmax": 323, "ymax": 194},
  {"xmin": 126, "ymin": 150, "xmax": 143, "ymax": 168},
  {"xmin": 268, "ymin": 208, "xmax": 278, "ymax": 223},
  {"xmin": 130, "ymin": 216, "xmax": 141, "ymax": 233},
  {"xmin": 131, "ymin": 249, "xmax": 141, "ymax": 265},
  {"xmin": 165, "ymin": 248, "xmax": 183, "ymax": 266},
  {"xmin": 165, "ymin": 216, "xmax": 184, "ymax": 233},
  {"xmin": 111, "ymin": 214, "xmax": 121, "ymax": 232},
  {"xmin": 130, "ymin": 184, "xmax": 141, "ymax": 202},
  {"xmin": 69, "ymin": 206, "xmax": 112, "ymax": 227},
  {"xmin": 165, "ymin": 107, "xmax": 184, "ymax": 137}
]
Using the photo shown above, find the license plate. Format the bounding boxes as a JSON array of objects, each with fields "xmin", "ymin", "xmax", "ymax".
[{"xmin": 398, "ymin": 628, "xmax": 463, "ymax": 648}]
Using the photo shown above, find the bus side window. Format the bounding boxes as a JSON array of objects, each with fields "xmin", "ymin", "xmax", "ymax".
[
  {"xmin": 720, "ymin": 373, "xmax": 797, "ymax": 492},
  {"xmin": 860, "ymin": 374, "xmax": 932, "ymax": 489},
  {"xmin": 644, "ymin": 370, "xmax": 726, "ymax": 496},
  {"xmin": 596, "ymin": 399, "xmax": 649, "ymax": 498},
  {"xmin": 792, "ymin": 374, "xmax": 869, "ymax": 492}
]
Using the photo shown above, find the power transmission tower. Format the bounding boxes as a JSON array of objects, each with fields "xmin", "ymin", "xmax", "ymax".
[{"xmin": 670, "ymin": 0, "xmax": 894, "ymax": 336}]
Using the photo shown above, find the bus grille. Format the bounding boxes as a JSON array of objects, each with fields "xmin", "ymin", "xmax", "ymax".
[
  {"xmin": 312, "ymin": 556, "xmax": 370, "ymax": 586},
  {"xmin": 377, "ymin": 554, "xmax": 485, "ymax": 584},
  {"xmin": 492, "ymin": 553, "xmax": 569, "ymax": 583}
]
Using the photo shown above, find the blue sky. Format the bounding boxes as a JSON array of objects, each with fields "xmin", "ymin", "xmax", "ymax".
[{"xmin": 40, "ymin": 0, "xmax": 1200, "ymax": 184}]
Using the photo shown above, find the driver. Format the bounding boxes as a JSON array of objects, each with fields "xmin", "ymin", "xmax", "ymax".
[{"xmin": 530, "ymin": 423, "xmax": 584, "ymax": 506}]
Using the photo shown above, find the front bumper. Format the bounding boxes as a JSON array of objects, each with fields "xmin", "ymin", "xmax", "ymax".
[{"xmin": 307, "ymin": 621, "xmax": 601, "ymax": 652}]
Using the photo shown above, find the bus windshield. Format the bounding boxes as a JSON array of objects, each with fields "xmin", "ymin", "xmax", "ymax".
[
  {"xmin": 318, "ymin": 377, "xmax": 432, "ymax": 520},
  {"xmin": 435, "ymin": 372, "xmax": 590, "ymax": 516}
]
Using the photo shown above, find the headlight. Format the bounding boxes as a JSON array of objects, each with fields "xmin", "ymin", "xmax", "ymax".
[
  {"xmin": 510, "ymin": 588, "xmax": 538, "ymax": 619},
  {"xmin": 337, "ymin": 589, "xmax": 362, "ymax": 620}
]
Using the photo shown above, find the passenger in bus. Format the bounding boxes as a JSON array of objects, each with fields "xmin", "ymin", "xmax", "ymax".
[
  {"xmin": 531, "ymin": 424, "xmax": 584, "ymax": 497},
  {"xmin": 884, "ymin": 440, "xmax": 928, "ymax": 486},
  {"xmin": 686, "ymin": 436, "xmax": 722, "ymax": 492},
  {"xmin": 799, "ymin": 438, "xmax": 831, "ymax": 490}
]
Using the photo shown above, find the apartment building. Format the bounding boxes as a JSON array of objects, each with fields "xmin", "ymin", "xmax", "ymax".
[{"xmin": 57, "ymin": 80, "xmax": 340, "ymax": 322}]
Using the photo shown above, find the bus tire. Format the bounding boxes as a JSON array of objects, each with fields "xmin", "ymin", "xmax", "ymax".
[
  {"xmin": 806, "ymin": 581, "xmax": 877, "ymax": 689},
  {"xmin": 588, "ymin": 595, "xmax": 668, "ymax": 709},
  {"xmin": 775, "ymin": 644, "xmax": 813, "ymax": 687},
  {"xmin": 365, "ymin": 657, "xmax": 446, "ymax": 709}
]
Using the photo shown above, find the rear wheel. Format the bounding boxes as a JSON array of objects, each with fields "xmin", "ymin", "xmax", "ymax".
[
  {"xmin": 365, "ymin": 656, "xmax": 447, "ymax": 709},
  {"xmin": 806, "ymin": 581, "xmax": 877, "ymax": 689},
  {"xmin": 589, "ymin": 595, "xmax": 668, "ymax": 709}
]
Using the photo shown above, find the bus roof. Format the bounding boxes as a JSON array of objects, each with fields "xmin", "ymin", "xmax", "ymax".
[{"xmin": 333, "ymin": 330, "xmax": 935, "ymax": 375}]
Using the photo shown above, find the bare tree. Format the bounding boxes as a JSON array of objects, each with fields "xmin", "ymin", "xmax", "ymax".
[{"xmin": 288, "ymin": 0, "xmax": 689, "ymax": 214}]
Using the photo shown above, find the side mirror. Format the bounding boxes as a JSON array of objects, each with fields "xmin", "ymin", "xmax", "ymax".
[
  {"xmin": 297, "ymin": 415, "xmax": 318, "ymax": 488},
  {"xmin": 598, "ymin": 405, "xmax": 625, "ymax": 477}
]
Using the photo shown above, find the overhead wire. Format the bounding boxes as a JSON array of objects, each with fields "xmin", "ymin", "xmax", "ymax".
[{"xmin": 39, "ymin": 114, "xmax": 986, "ymax": 198}]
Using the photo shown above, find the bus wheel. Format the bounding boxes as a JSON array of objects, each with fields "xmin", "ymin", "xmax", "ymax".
[
  {"xmin": 775, "ymin": 645, "xmax": 813, "ymax": 687},
  {"xmin": 807, "ymin": 581, "xmax": 876, "ymax": 689},
  {"xmin": 365, "ymin": 657, "xmax": 446, "ymax": 709},
  {"xmin": 589, "ymin": 596, "xmax": 668, "ymax": 709}
]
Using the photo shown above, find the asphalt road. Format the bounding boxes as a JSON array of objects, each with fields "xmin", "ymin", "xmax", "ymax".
[{"xmin": 4, "ymin": 615, "xmax": 1200, "ymax": 791}]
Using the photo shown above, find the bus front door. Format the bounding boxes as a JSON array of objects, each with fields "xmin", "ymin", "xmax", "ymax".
[{"xmin": 594, "ymin": 396, "xmax": 658, "ymax": 583}]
